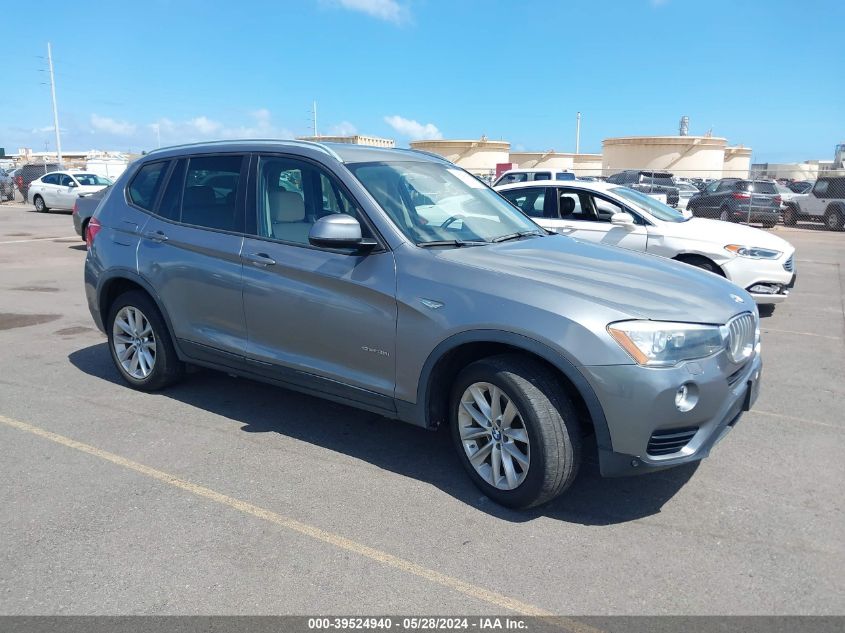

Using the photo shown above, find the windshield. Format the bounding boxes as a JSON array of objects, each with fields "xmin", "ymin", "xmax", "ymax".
[
  {"xmin": 610, "ymin": 186, "xmax": 689, "ymax": 222},
  {"xmin": 348, "ymin": 161, "xmax": 543, "ymax": 245},
  {"xmin": 74, "ymin": 173, "xmax": 112, "ymax": 186}
]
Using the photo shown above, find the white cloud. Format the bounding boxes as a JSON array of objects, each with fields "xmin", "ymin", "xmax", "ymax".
[
  {"xmin": 188, "ymin": 116, "xmax": 222, "ymax": 135},
  {"xmin": 384, "ymin": 114, "xmax": 442, "ymax": 140},
  {"xmin": 90, "ymin": 114, "xmax": 136, "ymax": 136},
  {"xmin": 329, "ymin": 121, "xmax": 358, "ymax": 136},
  {"xmin": 148, "ymin": 109, "xmax": 292, "ymax": 144},
  {"xmin": 331, "ymin": 0, "xmax": 409, "ymax": 24}
]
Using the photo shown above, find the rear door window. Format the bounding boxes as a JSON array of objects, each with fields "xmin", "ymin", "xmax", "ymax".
[
  {"xmin": 501, "ymin": 187, "xmax": 546, "ymax": 218},
  {"xmin": 180, "ymin": 155, "xmax": 245, "ymax": 232}
]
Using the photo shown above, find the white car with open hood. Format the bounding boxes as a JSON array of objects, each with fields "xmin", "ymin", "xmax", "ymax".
[{"xmin": 495, "ymin": 180, "xmax": 796, "ymax": 305}]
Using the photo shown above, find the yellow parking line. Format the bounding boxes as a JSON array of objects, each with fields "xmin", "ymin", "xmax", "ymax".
[
  {"xmin": 0, "ymin": 235, "xmax": 78, "ymax": 244},
  {"xmin": 762, "ymin": 328, "xmax": 842, "ymax": 341},
  {"xmin": 0, "ymin": 413, "xmax": 601, "ymax": 630},
  {"xmin": 752, "ymin": 409, "xmax": 842, "ymax": 430}
]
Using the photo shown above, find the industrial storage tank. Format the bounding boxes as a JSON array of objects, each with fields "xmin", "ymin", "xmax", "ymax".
[
  {"xmin": 723, "ymin": 146, "xmax": 752, "ymax": 179},
  {"xmin": 409, "ymin": 138, "xmax": 510, "ymax": 177},
  {"xmin": 602, "ymin": 135, "xmax": 728, "ymax": 179}
]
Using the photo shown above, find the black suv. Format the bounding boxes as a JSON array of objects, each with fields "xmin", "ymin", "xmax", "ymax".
[
  {"xmin": 16, "ymin": 162, "xmax": 61, "ymax": 202},
  {"xmin": 605, "ymin": 170, "xmax": 680, "ymax": 207},
  {"xmin": 687, "ymin": 179, "xmax": 781, "ymax": 227}
]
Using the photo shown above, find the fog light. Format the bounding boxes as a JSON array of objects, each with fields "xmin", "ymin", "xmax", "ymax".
[
  {"xmin": 749, "ymin": 284, "xmax": 777, "ymax": 294},
  {"xmin": 675, "ymin": 383, "xmax": 699, "ymax": 412}
]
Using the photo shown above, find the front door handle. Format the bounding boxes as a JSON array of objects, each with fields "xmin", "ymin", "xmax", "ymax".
[
  {"xmin": 243, "ymin": 252, "xmax": 276, "ymax": 267},
  {"xmin": 142, "ymin": 230, "xmax": 168, "ymax": 243}
]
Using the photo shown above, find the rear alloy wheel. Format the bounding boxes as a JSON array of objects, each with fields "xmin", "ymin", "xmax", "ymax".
[
  {"xmin": 719, "ymin": 206, "xmax": 735, "ymax": 222},
  {"xmin": 34, "ymin": 195, "xmax": 48, "ymax": 213},
  {"xmin": 107, "ymin": 290, "xmax": 184, "ymax": 391},
  {"xmin": 824, "ymin": 208, "xmax": 844, "ymax": 231},
  {"xmin": 451, "ymin": 355, "xmax": 581, "ymax": 509}
]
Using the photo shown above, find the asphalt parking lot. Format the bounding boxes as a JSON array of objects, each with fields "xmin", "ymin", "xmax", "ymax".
[{"xmin": 0, "ymin": 201, "xmax": 843, "ymax": 616}]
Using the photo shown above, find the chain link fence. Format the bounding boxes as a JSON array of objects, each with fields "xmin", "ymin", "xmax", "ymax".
[{"xmin": 0, "ymin": 161, "xmax": 62, "ymax": 205}]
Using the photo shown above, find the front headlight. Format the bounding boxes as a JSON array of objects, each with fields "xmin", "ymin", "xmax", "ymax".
[
  {"xmin": 724, "ymin": 244, "xmax": 782, "ymax": 259},
  {"xmin": 608, "ymin": 321, "xmax": 727, "ymax": 367}
]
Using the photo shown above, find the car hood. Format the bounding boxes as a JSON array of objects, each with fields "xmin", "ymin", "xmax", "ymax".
[
  {"xmin": 437, "ymin": 235, "xmax": 752, "ymax": 324},
  {"xmin": 653, "ymin": 218, "xmax": 794, "ymax": 252}
]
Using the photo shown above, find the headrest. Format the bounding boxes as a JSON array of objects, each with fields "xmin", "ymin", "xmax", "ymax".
[
  {"xmin": 184, "ymin": 185, "xmax": 215, "ymax": 208},
  {"xmin": 560, "ymin": 196, "xmax": 575, "ymax": 215},
  {"xmin": 269, "ymin": 189, "xmax": 305, "ymax": 222}
]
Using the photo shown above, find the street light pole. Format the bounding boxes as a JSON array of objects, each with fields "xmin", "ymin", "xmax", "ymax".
[
  {"xmin": 47, "ymin": 42, "xmax": 63, "ymax": 166},
  {"xmin": 575, "ymin": 111, "xmax": 581, "ymax": 155}
]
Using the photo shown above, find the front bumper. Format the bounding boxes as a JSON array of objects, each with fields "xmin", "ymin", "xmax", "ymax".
[
  {"xmin": 584, "ymin": 350, "xmax": 762, "ymax": 477},
  {"xmin": 722, "ymin": 254, "xmax": 796, "ymax": 305}
]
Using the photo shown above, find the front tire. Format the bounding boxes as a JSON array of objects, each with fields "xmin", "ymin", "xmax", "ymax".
[
  {"xmin": 450, "ymin": 355, "xmax": 581, "ymax": 509},
  {"xmin": 107, "ymin": 290, "xmax": 184, "ymax": 391},
  {"xmin": 33, "ymin": 195, "xmax": 48, "ymax": 213},
  {"xmin": 677, "ymin": 254, "xmax": 723, "ymax": 276}
]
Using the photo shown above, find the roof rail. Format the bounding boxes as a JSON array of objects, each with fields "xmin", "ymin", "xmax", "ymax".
[
  {"xmin": 145, "ymin": 138, "xmax": 343, "ymax": 162},
  {"xmin": 391, "ymin": 147, "xmax": 454, "ymax": 164}
]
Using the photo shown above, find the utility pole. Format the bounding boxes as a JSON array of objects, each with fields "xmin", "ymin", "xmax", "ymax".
[
  {"xmin": 312, "ymin": 100, "xmax": 318, "ymax": 137},
  {"xmin": 47, "ymin": 42, "xmax": 62, "ymax": 166},
  {"xmin": 575, "ymin": 111, "xmax": 581, "ymax": 155}
]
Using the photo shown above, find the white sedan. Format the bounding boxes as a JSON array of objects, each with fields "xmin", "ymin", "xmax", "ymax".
[
  {"xmin": 496, "ymin": 180, "xmax": 796, "ymax": 305},
  {"xmin": 27, "ymin": 170, "xmax": 112, "ymax": 212}
]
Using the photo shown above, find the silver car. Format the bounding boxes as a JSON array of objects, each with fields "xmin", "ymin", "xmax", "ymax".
[{"xmin": 84, "ymin": 140, "xmax": 762, "ymax": 508}]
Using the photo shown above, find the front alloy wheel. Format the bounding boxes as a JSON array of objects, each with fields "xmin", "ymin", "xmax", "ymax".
[
  {"xmin": 457, "ymin": 382, "xmax": 530, "ymax": 490},
  {"xmin": 450, "ymin": 355, "xmax": 581, "ymax": 508},
  {"xmin": 112, "ymin": 306, "xmax": 157, "ymax": 380}
]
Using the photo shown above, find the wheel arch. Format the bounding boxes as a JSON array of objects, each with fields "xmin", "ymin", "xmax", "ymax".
[
  {"xmin": 411, "ymin": 330, "xmax": 612, "ymax": 452},
  {"xmin": 672, "ymin": 253, "xmax": 726, "ymax": 277},
  {"xmin": 97, "ymin": 271, "xmax": 181, "ymax": 356}
]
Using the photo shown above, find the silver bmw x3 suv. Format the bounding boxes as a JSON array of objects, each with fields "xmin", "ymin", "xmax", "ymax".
[{"xmin": 84, "ymin": 140, "xmax": 762, "ymax": 508}]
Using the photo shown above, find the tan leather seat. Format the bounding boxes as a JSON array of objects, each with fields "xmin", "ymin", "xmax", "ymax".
[{"xmin": 269, "ymin": 189, "xmax": 312, "ymax": 243}]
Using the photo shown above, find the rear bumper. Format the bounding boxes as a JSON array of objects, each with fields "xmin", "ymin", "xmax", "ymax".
[{"xmin": 584, "ymin": 351, "xmax": 762, "ymax": 478}]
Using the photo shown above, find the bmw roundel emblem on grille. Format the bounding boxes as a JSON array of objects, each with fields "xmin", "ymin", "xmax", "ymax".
[{"xmin": 730, "ymin": 294, "xmax": 744, "ymax": 303}]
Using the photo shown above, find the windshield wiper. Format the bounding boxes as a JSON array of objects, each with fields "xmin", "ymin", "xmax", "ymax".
[
  {"xmin": 417, "ymin": 239, "xmax": 487, "ymax": 248},
  {"xmin": 491, "ymin": 230, "xmax": 546, "ymax": 243}
]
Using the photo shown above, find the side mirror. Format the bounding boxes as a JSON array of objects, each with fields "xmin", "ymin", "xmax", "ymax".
[
  {"xmin": 308, "ymin": 214, "xmax": 375, "ymax": 251},
  {"xmin": 610, "ymin": 212, "xmax": 636, "ymax": 228},
  {"xmin": 68, "ymin": 181, "xmax": 78, "ymax": 188}
]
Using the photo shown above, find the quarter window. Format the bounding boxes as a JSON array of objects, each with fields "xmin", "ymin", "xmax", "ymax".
[
  {"xmin": 128, "ymin": 161, "xmax": 169, "ymax": 211},
  {"xmin": 180, "ymin": 155, "xmax": 244, "ymax": 232}
]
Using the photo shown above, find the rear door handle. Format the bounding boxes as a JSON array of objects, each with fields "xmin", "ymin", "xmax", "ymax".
[
  {"xmin": 242, "ymin": 252, "xmax": 276, "ymax": 267},
  {"xmin": 142, "ymin": 230, "xmax": 168, "ymax": 243}
]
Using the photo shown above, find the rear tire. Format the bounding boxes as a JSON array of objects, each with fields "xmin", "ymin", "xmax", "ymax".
[
  {"xmin": 783, "ymin": 204, "xmax": 798, "ymax": 227},
  {"xmin": 450, "ymin": 354, "xmax": 582, "ymax": 509},
  {"xmin": 107, "ymin": 290, "xmax": 184, "ymax": 391},
  {"xmin": 719, "ymin": 206, "xmax": 737, "ymax": 222},
  {"xmin": 33, "ymin": 195, "xmax": 48, "ymax": 213},
  {"xmin": 824, "ymin": 207, "xmax": 844, "ymax": 232}
]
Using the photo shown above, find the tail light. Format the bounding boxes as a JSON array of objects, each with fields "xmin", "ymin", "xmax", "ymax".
[
  {"xmin": 774, "ymin": 195, "xmax": 782, "ymax": 205},
  {"xmin": 86, "ymin": 217, "xmax": 102, "ymax": 248},
  {"xmin": 72, "ymin": 200, "xmax": 78, "ymax": 215},
  {"xmin": 731, "ymin": 192, "xmax": 751, "ymax": 200},
  {"xmin": 15, "ymin": 175, "xmax": 23, "ymax": 188}
]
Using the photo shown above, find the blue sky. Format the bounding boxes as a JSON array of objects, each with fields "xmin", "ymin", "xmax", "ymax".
[{"xmin": 3, "ymin": 0, "xmax": 843, "ymax": 162}]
